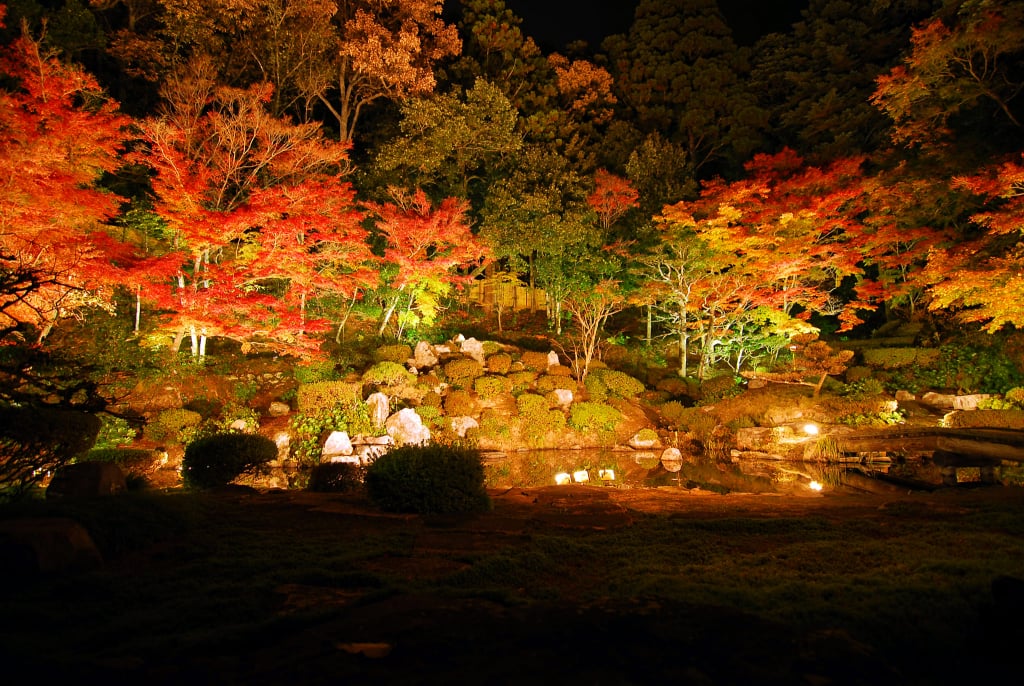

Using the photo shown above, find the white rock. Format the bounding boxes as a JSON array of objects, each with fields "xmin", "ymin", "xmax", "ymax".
[
  {"xmin": 322, "ymin": 431, "xmax": 353, "ymax": 458},
  {"xmin": 450, "ymin": 416, "xmax": 479, "ymax": 438},
  {"xmin": 386, "ymin": 408, "xmax": 431, "ymax": 446},
  {"xmin": 460, "ymin": 337, "xmax": 486, "ymax": 363},
  {"xmin": 553, "ymin": 388, "xmax": 574, "ymax": 407},
  {"xmin": 628, "ymin": 431, "xmax": 661, "ymax": 449},
  {"xmin": 414, "ymin": 341, "xmax": 438, "ymax": 368},
  {"xmin": 229, "ymin": 418, "xmax": 249, "ymax": 432},
  {"xmin": 895, "ymin": 390, "xmax": 915, "ymax": 402},
  {"xmin": 328, "ymin": 455, "xmax": 361, "ymax": 464},
  {"xmin": 921, "ymin": 392, "xmax": 956, "ymax": 409},
  {"xmin": 660, "ymin": 447, "xmax": 683, "ymax": 472},
  {"xmin": 547, "ymin": 350, "xmax": 560, "ymax": 367},
  {"xmin": 366, "ymin": 392, "xmax": 390, "ymax": 428},
  {"xmin": 953, "ymin": 394, "xmax": 992, "ymax": 411}
]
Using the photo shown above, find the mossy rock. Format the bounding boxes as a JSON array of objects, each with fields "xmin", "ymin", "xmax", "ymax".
[
  {"xmin": 655, "ymin": 376, "xmax": 692, "ymax": 397},
  {"xmin": 516, "ymin": 393, "xmax": 549, "ymax": 417},
  {"xmin": 944, "ymin": 409, "xmax": 1024, "ymax": 429},
  {"xmin": 547, "ymin": 363, "xmax": 573, "ymax": 377},
  {"xmin": 592, "ymin": 369, "xmax": 645, "ymax": 399}
]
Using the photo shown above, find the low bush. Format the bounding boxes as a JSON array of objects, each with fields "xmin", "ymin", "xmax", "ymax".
[
  {"xmin": 508, "ymin": 370, "xmax": 538, "ymax": 393},
  {"xmin": 862, "ymin": 347, "xmax": 939, "ymax": 370},
  {"xmin": 374, "ymin": 344, "xmax": 412, "ymax": 363},
  {"xmin": 443, "ymin": 358, "xmax": 484, "ymax": 387},
  {"xmin": 1, "ymin": 405, "xmax": 101, "ymax": 501},
  {"xmin": 295, "ymin": 381, "xmax": 362, "ymax": 414},
  {"xmin": 362, "ymin": 361, "xmax": 416, "ymax": 387},
  {"xmin": 293, "ymin": 360, "xmax": 339, "ymax": 384},
  {"xmin": 594, "ymin": 369, "xmax": 646, "ymax": 398},
  {"xmin": 93, "ymin": 414, "xmax": 138, "ymax": 450},
  {"xmin": 568, "ymin": 402, "xmax": 622, "ymax": 434},
  {"xmin": 444, "ymin": 388, "xmax": 479, "ymax": 417},
  {"xmin": 485, "ymin": 353, "xmax": 512, "ymax": 374},
  {"xmin": 536, "ymin": 374, "xmax": 577, "ymax": 394},
  {"xmin": 181, "ymin": 433, "xmax": 278, "ymax": 489},
  {"xmin": 474, "ymin": 375, "xmax": 512, "ymax": 398},
  {"xmin": 520, "ymin": 350, "xmax": 551, "ymax": 371},
  {"xmin": 307, "ymin": 462, "xmax": 365, "ymax": 493},
  {"xmin": 147, "ymin": 408, "xmax": 203, "ymax": 443},
  {"xmin": 364, "ymin": 444, "xmax": 491, "ymax": 514}
]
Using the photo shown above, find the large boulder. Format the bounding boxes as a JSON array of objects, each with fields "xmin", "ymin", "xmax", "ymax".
[
  {"xmin": 460, "ymin": 337, "xmax": 486, "ymax": 364},
  {"xmin": 322, "ymin": 431, "xmax": 354, "ymax": 460},
  {"xmin": 366, "ymin": 392, "xmax": 390, "ymax": 429},
  {"xmin": 413, "ymin": 341, "xmax": 439, "ymax": 369},
  {"xmin": 385, "ymin": 408, "xmax": 431, "ymax": 446},
  {"xmin": 0, "ymin": 517, "xmax": 103, "ymax": 577},
  {"xmin": 46, "ymin": 462, "xmax": 126, "ymax": 500}
]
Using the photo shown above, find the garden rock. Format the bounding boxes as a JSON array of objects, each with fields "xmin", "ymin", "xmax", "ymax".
[
  {"xmin": 386, "ymin": 408, "xmax": 431, "ymax": 446},
  {"xmin": 553, "ymin": 389, "xmax": 573, "ymax": 407},
  {"xmin": 547, "ymin": 351, "xmax": 560, "ymax": 368},
  {"xmin": 414, "ymin": 341, "xmax": 438, "ymax": 368},
  {"xmin": 628, "ymin": 431, "xmax": 661, "ymax": 450},
  {"xmin": 953, "ymin": 394, "xmax": 993, "ymax": 411},
  {"xmin": 366, "ymin": 392, "xmax": 390, "ymax": 428},
  {"xmin": 451, "ymin": 416, "xmax": 479, "ymax": 438},
  {"xmin": 921, "ymin": 392, "xmax": 956, "ymax": 410},
  {"xmin": 460, "ymin": 337, "xmax": 486, "ymax": 363},
  {"xmin": 322, "ymin": 431, "xmax": 353, "ymax": 459},
  {"xmin": 895, "ymin": 390, "xmax": 915, "ymax": 402},
  {"xmin": 268, "ymin": 401, "xmax": 290, "ymax": 417},
  {"xmin": 0, "ymin": 517, "xmax": 103, "ymax": 576},
  {"xmin": 660, "ymin": 447, "xmax": 683, "ymax": 472},
  {"xmin": 46, "ymin": 462, "xmax": 126, "ymax": 499}
]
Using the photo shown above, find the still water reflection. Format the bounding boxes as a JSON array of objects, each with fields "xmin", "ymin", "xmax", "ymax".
[{"xmin": 483, "ymin": 449, "xmax": 1022, "ymax": 493}]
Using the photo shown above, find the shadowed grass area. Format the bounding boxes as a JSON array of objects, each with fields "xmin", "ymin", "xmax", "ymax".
[{"xmin": 2, "ymin": 489, "xmax": 1023, "ymax": 683}]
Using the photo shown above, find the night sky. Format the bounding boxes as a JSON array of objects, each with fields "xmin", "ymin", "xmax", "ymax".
[{"xmin": 502, "ymin": 0, "xmax": 808, "ymax": 51}]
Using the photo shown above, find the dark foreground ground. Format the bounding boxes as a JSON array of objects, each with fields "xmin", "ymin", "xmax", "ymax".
[{"xmin": 3, "ymin": 484, "xmax": 1024, "ymax": 685}]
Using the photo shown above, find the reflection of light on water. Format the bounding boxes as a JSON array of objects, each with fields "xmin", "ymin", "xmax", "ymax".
[
  {"xmin": 554, "ymin": 472, "xmax": 571, "ymax": 485},
  {"xmin": 573, "ymin": 469, "xmax": 590, "ymax": 483},
  {"xmin": 809, "ymin": 480, "xmax": 823, "ymax": 492}
]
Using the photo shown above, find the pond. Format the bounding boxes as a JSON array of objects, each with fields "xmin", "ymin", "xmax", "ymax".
[{"xmin": 483, "ymin": 448, "xmax": 1024, "ymax": 494}]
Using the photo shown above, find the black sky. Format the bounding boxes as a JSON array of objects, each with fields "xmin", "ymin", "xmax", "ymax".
[{"xmin": 502, "ymin": 0, "xmax": 807, "ymax": 51}]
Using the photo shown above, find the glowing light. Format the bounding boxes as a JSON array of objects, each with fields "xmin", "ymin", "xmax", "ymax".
[
  {"xmin": 573, "ymin": 469, "xmax": 590, "ymax": 483},
  {"xmin": 803, "ymin": 423, "xmax": 819, "ymax": 436},
  {"xmin": 809, "ymin": 480, "xmax": 823, "ymax": 492},
  {"xmin": 598, "ymin": 469, "xmax": 615, "ymax": 481},
  {"xmin": 554, "ymin": 472, "xmax": 572, "ymax": 485}
]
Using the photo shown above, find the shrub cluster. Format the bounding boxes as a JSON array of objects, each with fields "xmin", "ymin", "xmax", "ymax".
[
  {"xmin": 519, "ymin": 350, "xmax": 551, "ymax": 371},
  {"xmin": 181, "ymin": 432, "xmax": 278, "ymax": 489},
  {"xmin": 293, "ymin": 360, "xmax": 339, "ymax": 384},
  {"xmin": 443, "ymin": 358, "xmax": 484, "ymax": 387},
  {"xmin": 568, "ymin": 402, "xmax": 622, "ymax": 434},
  {"xmin": 374, "ymin": 344, "xmax": 412, "ymax": 363},
  {"xmin": 474, "ymin": 374, "xmax": 512, "ymax": 398},
  {"xmin": 296, "ymin": 381, "xmax": 362, "ymax": 413},
  {"xmin": 862, "ymin": 347, "xmax": 940, "ymax": 370},
  {"xmin": 364, "ymin": 445, "xmax": 491, "ymax": 514},
  {"xmin": 485, "ymin": 352, "xmax": 512, "ymax": 374},
  {"xmin": 147, "ymin": 408, "xmax": 203, "ymax": 443},
  {"xmin": 362, "ymin": 361, "xmax": 415, "ymax": 387},
  {"xmin": 443, "ymin": 388, "xmax": 478, "ymax": 417}
]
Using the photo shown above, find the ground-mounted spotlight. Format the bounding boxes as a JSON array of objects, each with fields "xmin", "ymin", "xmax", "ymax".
[
  {"xmin": 803, "ymin": 423, "xmax": 819, "ymax": 436},
  {"xmin": 554, "ymin": 472, "xmax": 571, "ymax": 485},
  {"xmin": 573, "ymin": 469, "xmax": 589, "ymax": 483},
  {"xmin": 809, "ymin": 480, "xmax": 823, "ymax": 492},
  {"xmin": 598, "ymin": 469, "xmax": 615, "ymax": 481}
]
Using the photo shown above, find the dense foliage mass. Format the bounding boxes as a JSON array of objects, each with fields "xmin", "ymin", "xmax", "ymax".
[{"xmin": 1, "ymin": 2, "xmax": 1024, "ymax": 490}]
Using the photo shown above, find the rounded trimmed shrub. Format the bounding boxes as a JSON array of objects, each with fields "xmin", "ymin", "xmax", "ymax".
[
  {"xmin": 364, "ymin": 445, "xmax": 491, "ymax": 514},
  {"xmin": 182, "ymin": 433, "xmax": 278, "ymax": 489}
]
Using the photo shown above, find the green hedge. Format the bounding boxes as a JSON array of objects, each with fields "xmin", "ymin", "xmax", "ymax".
[{"xmin": 296, "ymin": 381, "xmax": 362, "ymax": 413}]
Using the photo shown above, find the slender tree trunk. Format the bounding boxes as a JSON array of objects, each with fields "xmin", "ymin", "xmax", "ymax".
[
  {"xmin": 135, "ymin": 285, "xmax": 141, "ymax": 333},
  {"xmin": 189, "ymin": 324, "xmax": 198, "ymax": 356}
]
